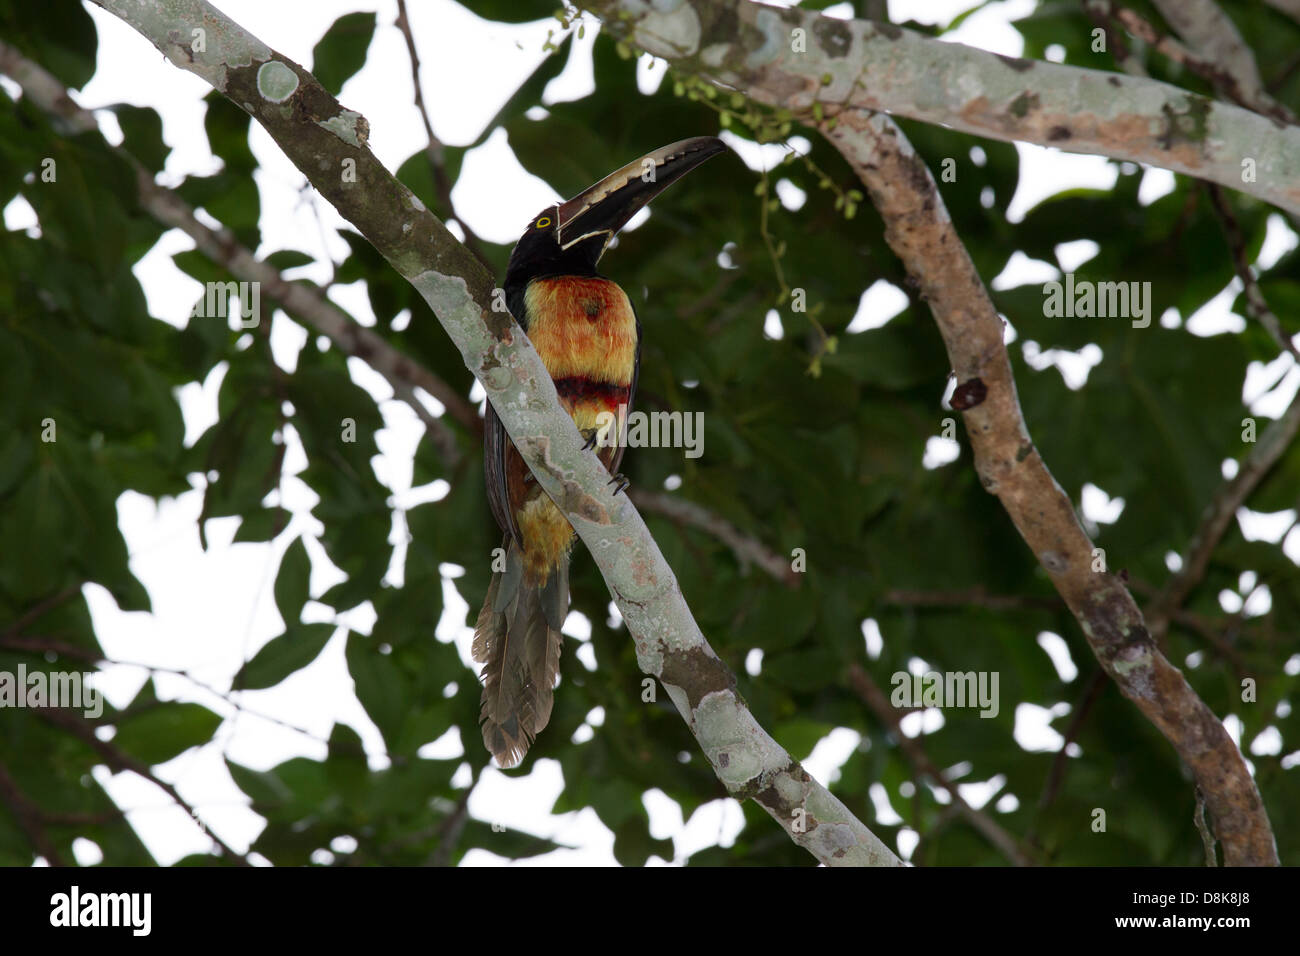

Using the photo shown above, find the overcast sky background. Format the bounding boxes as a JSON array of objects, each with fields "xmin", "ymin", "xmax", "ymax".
[{"xmin": 4, "ymin": 0, "xmax": 1297, "ymax": 866}]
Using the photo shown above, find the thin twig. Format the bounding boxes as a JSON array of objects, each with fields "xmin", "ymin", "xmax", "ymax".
[
  {"xmin": 1147, "ymin": 386, "xmax": 1300, "ymax": 642},
  {"xmin": 1037, "ymin": 669, "xmax": 1108, "ymax": 814},
  {"xmin": 848, "ymin": 664, "xmax": 1033, "ymax": 866},
  {"xmin": 884, "ymin": 587, "xmax": 1060, "ymax": 612},
  {"xmin": 429, "ymin": 771, "xmax": 477, "ymax": 867},
  {"xmin": 0, "ymin": 761, "xmax": 66, "ymax": 865},
  {"xmin": 630, "ymin": 488, "xmax": 799, "ymax": 586},
  {"xmin": 0, "ymin": 631, "xmax": 336, "ymax": 749},
  {"xmin": 38, "ymin": 709, "xmax": 252, "ymax": 866},
  {"xmin": 0, "ymin": 583, "xmax": 83, "ymax": 640},
  {"xmin": 1206, "ymin": 183, "xmax": 1300, "ymax": 360},
  {"xmin": 394, "ymin": 0, "xmax": 492, "ymax": 269}
]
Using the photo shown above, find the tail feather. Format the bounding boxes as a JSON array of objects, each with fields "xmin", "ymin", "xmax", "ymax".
[{"xmin": 473, "ymin": 538, "xmax": 566, "ymax": 768}]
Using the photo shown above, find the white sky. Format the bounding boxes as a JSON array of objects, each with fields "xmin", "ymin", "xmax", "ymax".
[{"xmin": 4, "ymin": 0, "xmax": 1296, "ymax": 867}]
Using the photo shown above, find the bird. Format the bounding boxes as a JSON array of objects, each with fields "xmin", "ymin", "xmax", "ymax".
[{"xmin": 473, "ymin": 136, "xmax": 727, "ymax": 768}]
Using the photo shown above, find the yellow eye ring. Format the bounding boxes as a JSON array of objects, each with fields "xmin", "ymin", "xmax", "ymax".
[{"xmin": 535, "ymin": 216, "xmax": 551, "ymax": 228}]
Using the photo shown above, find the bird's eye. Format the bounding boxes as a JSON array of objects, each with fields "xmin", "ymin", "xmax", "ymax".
[{"xmin": 535, "ymin": 216, "xmax": 551, "ymax": 229}]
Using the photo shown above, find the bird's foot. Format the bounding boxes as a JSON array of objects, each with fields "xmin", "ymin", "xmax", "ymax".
[
  {"xmin": 607, "ymin": 473, "xmax": 631, "ymax": 496},
  {"xmin": 581, "ymin": 429, "xmax": 600, "ymax": 452}
]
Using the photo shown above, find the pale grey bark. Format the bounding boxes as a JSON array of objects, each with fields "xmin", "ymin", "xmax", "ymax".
[{"xmin": 585, "ymin": 0, "xmax": 1300, "ymax": 216}]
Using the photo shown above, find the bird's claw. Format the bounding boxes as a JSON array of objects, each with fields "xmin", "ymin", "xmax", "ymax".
[
  {"xmin": 581, "ymin": 429, "xmax": 600, "ymax": 452},
  {"xmin": 607, "ymin": 473, "xmax": 631, "ymax": 496}
]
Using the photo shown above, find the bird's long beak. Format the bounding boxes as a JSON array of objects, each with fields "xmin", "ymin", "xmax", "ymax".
[{"xmin": 555, "ymin": 136, "xmax": 727, "ymax": 253}]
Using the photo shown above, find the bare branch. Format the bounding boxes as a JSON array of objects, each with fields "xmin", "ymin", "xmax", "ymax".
[
  {"xmin": 0, "ymin": 761, "xmax": 67, "ymax": 865},
  {"xmin": 38, "ymin": 708, "xmax": 252, "ymax": 865},
  {"xmin": 884, "ymin": 587, "xmax": 1060, "ymax": 612},
  {"xmin": 630, "ymin": 488, "xmax": 799, "ymax": 586},
  {"xmin": 848, "ymin": 665, "xmax": 1033, "ymax": 866},
  {"xmin": 1148, "ymin": 0, "xmax": 1290, "ymax": 123},
  {"xmin": 815, "ymin": 105, "xmax": 1277, "ymax": 865},
  {"xmin": 0, "ymin": 37, "xmax": 480, "ymax": 455},
  {"xmin": 1036, "ymin": 669, "xmax": 1108, "ymax": 815},
  {"xmin": 1205, "ymin": 184, "xmax": 1300, "ymax": 360},
  {"xmin": 584, "ymin": 0, "xmax": 1300, "ymax": 216},
  {"xmin": 393, "ymin": 0, "xmax": 492, "ymax": 268},
  {"xmin": 1146, "ymin": 387, "xmax": 1300, "ymax": 642}
]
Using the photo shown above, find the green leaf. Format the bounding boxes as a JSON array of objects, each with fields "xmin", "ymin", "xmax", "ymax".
[
  {"xmin": 452, "ymin": 0, "xmax": 557, "ymax": 23},
  {"xmin": 275, "ymin": 536, "xmax": 312, "ymax": 625},
  {"xmin": 110, "ymin": 104, "xmax": 169, "ymax": 172},
  {"xmin": 262, "ymin": 249, "xmax": 317, "ymax": 272},
  {"xmin": 311, "ymin": 12, "xmax": 377, "ymax": 96},
  {"xmin": 236, "ymin": 622, "xmax": 336, "ymax": 691},
  {"xmin": 115, "ymin": 699, "xmax": 222, "ymax": 766}
]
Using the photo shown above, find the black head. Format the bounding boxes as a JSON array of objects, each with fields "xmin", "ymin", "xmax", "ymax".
[{"xmin": 503, "ymin": 136, "xmax": 727, "ymax": 303}]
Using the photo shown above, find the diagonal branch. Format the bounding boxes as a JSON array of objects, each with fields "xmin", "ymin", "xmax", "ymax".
[
  {"xmin": 1146, "ymin": 386, "xmax": 1300, "ymax": 642},
  {"xmin": 822, "ymin": 110, "xmax": 1278, "ymax": 866},
  {"xmin": 1147, "ymin": 0, "xmax": 1289, "ymax": 123},
  {"xmin": 1205, "ymin": 183, "xmax": 1300, "ymax": 360},
  {"xmin": 37, "ymin": 708, "xmax": 251, "ymax": 865},
  {"xmin": 583, "ymin": 0, "xmax": 1300, "ymax": 217},
  {"xmin": 591, "ymin": 0, "xmax": 1279, "ymax": 867},
  {"xmin": 629, "ymin": 488, "xmax": 799, "ymax": 586},
  {"xmin": 848, "ymin": 664, "xmax": 1032, "ymax": 866},
  {"xmin": 393, "ymin": 0, "xmax": 492, "ymax": 268},
  {"xmin": 1091, "ymin": 1, "xmax": 1294, "ymax": 125},
  {"xmin": 0, "ymin": 36, "xmax": 480, "ymax": 450},
  {"xmin": 86, "ymin": 0, "xmax": 898, "ymax": 867}
]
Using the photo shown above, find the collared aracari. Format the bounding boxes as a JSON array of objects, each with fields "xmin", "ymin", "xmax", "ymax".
[{"xmin": 473, "ymin": 136, "xmax": 727, "ymax": 767}]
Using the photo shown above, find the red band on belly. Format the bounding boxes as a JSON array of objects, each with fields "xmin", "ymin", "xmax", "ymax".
[{"xmin": 553, "ymin": 377, "xmax": 631, "ymax": 411}]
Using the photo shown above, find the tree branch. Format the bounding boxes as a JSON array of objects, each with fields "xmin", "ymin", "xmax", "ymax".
[
  {"xmin": 1146, "ymin": 386, "xmax": 1300, "ymax": 642},
  {"xmin": 824, "ymin": 109, "xmax": 1277, "ymax": 866},
  {"xmin": 38, "ymin": 708, "xmax": 252, "ymax": 865},
  {"xmin": 393, "ymin": 0, "xmax": 492, "ymax": 268},
  {"xmin": 848, "ymin": 665, "xmax": 1032, "ymax": 866},
  {"xmin": 590, "ymin": 0, "xmax": 1279, "ymax": 866},
  {"xmin": 630, "ymin": 488, "xmax": 799, "ymax": 586},
  {"xmin": 0, "ymin": 761, "xmax": 67, "ymax": 865},
  {"xmin": 583, "ymin": 0, "xmax": 1300, "ymax": 217},
  {"xmin": 1093, "ymin": 2, "xmax": 1290, "ymax": 122},
  {"xmin": 1205, "ymin": 183, "xmax": 1299, "ymax": 360},
  {"xmin": 86, "ymin": 0, "xmax": 898, "ymax": 867},
  {"xmin": 1264, "ymin": 0, "xmax": 1300, "ymax": 26},
  {"xmin": 1147, "ymin": 0, "xmax": 1291, "ymax": 124},
  {"xmin": 0, "ymin": 36, "xmax": 480, "ymax": 451}
]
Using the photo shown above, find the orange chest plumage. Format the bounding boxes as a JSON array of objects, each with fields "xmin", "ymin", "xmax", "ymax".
[{"xmin": 522, "ymin": 277, "xmax": 639, "ymax": 392}]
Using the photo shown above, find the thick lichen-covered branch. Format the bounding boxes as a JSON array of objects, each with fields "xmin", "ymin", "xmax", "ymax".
[
  {"xmin": 586, "ymin": 0, "xmax": 1281, "ymax": 870},
  {"xmin": 819, "ymin": 109, "xmax": 1277, "ymax": 867},
  {"xmin": 85, "ymin": 0, "xmax": 898, "ymax": 866},
  {"xmin": 583, "ymin": 0, "xmax": 1300, "ymax": 216}
]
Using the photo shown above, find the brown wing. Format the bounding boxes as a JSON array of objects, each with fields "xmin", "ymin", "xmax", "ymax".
[{"xmin": 484, "ymin": 399, "xmax": 521, "ymax": 545}]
